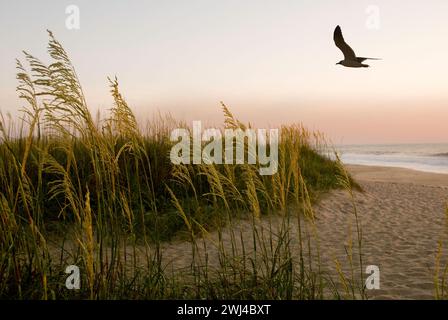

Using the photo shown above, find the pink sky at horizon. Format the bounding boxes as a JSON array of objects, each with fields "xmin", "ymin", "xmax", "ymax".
[{"xmin": 1, "ymin": 0, "xmax": 448, "ymax": 145}]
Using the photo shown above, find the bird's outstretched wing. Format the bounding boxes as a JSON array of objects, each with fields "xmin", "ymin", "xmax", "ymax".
[{"xmin": 333, "ymin": 25, "xmax": 356, "ymax": 60}]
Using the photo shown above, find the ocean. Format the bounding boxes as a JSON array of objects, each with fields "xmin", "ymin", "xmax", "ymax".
[{"xmin": 332, "ymin": 143, "xmax": 448, "ymax": 174}]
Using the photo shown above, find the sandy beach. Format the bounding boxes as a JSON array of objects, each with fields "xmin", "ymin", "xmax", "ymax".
[
  {"xmin": 159, "ymin": 164, "xmax": 448, "ymax": 299},
  {"xmin": 316, "ymin": 165, "xmax": 448, "ymax": 299}
]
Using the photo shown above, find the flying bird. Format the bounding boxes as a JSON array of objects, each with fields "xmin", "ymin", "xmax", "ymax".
[{"xmin": 333, "ymin": 25, "xmax": 380, "ymax": 68}]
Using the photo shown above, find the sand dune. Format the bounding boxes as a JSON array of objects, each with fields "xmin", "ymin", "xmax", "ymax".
[
  {"xmin": 160, "ymin": 165, "xmax": 448, "ymax": 299},
  {"xmin": 52, "ymin": 165, "xmax": 448, "ymax": 299}
]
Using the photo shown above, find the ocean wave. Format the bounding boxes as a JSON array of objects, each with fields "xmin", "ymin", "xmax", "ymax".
[{"xmin": 431, "ymin": 152, "xmax": 448, "ymax": 157}]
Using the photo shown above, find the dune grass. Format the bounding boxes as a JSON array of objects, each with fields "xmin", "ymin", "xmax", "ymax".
[{"xmin": 0, "ymin": 31, "xmax": 368, "ymax": 300}]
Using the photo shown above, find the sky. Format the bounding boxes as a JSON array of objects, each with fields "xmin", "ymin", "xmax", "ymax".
[{"xmin": 1, "ymin": 0, "xmax": 448, "ymax": 144}]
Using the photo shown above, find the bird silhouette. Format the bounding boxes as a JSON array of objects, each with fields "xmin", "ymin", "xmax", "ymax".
[{"xmin": 333, "ymin": 25, "xmax": 380, "ymax": 68}]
